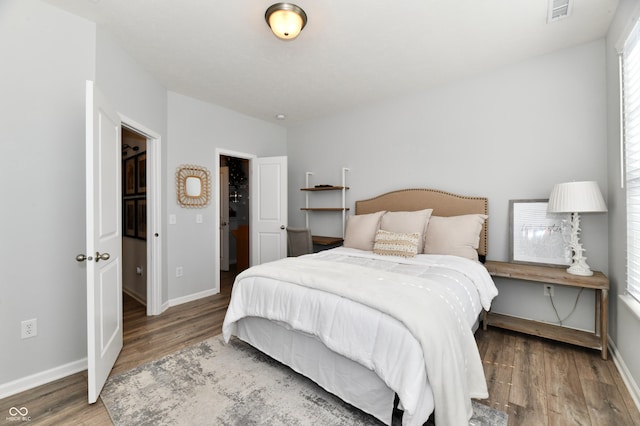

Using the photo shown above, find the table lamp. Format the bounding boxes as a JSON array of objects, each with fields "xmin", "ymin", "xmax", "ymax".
[{"xmin": 547, "ymin": 181, "xmax": 607, "ymax": 276}]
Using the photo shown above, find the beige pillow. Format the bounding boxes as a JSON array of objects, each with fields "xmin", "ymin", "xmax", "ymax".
[
  {"xmin": 380, "ymin": 209, "xmax": 433, "ymax": 252},
  {"xmin": 343, "ymin": 211, "xmax": 386, "ymax": 251},
  {"xmin": 424, "ymin": 214, "xmax": 488, "ymax": 261},
  {"xmin": 373, "ymin": 230, "xmax": 419, "ymax": 257}
]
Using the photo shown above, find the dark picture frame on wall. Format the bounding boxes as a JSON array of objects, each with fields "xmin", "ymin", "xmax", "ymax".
[
  {"xmin": 136, "ymin": 153, "xmax": 146, "ymax": 194},
  {"xmin": 122, "ymin": 151, "xmax": 147, "ymax": 240},
  {"xmin": 124, "ymin": 157, "xmax": 136, "ymax": 196},
  {"xmin": 136, "ymin": 199, "xmax": 147, "ymax": 239},
  {"xmin": 124, "ymin": 199, "xmax": 136, "ymax": 238}
]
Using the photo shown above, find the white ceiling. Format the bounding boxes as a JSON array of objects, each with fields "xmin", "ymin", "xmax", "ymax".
[{"xmin": 44, "ymin": 0, "xmax": 618, "ymax": 125}]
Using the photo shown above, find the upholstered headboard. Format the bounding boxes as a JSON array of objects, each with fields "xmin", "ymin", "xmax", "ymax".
[{"xmin": 355, "ymin": 188, "xmax": 488, "ymax": 258}]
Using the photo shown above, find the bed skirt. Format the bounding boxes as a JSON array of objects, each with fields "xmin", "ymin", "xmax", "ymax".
[{"xmin": 235, "ymin": 316, "xmax": 436, "ymax": 425}]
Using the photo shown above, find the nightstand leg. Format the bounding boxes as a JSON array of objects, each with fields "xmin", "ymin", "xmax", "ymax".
[
  {"xmin": 595, "ymin": 290, "xmax": 601, "ymax": 336},
  {"xmin": 601, "ymin": 289, "xmax": 608, "ymax": 360}
]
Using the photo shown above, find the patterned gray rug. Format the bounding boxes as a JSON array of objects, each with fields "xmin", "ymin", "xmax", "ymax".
[{"xmin": 101, "ymin": 335, "xmax": 507, "ymax": 426}]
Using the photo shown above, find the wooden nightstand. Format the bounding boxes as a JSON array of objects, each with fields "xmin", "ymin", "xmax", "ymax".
[
  {"xmin": 483, "ymin": 260, "xmax": 610, "ymax": 360},
  {"xmin": 311, "ymin": 235, "xmax": 343, "ymax": 252}
]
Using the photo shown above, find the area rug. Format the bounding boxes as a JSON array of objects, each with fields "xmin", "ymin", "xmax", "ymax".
[{"xmin": 101, "ymin": 335, "xmax": 507, "ymax": 426}]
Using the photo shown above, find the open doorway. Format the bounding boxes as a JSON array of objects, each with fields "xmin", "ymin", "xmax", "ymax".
[
  {"xmin": 215, "ymin": 151, "xmax": 288, "ymax": 294},
  {"xmin": 219, "ymin": 155, "xmax": 250, "ymax": 291},
  {"xmin": 121, "ymin": 127, "xmax": 147, "ymax": 310}
]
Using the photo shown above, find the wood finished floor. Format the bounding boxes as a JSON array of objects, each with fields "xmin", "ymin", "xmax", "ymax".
[{"xmin": 2, "ymin": 267, "xmax": 639, "ymax": 426}]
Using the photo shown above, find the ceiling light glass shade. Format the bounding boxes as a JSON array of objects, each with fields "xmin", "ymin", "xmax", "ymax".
[
  {"xmin": 265, "ymin": 3, "xmax": 307, "ymax": 40},
  {"xmin": 547, "ymin": 181, "xmax": 607, "ymax": 213}
]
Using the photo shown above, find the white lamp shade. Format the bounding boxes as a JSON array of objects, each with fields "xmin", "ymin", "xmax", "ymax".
[{"xmin": 547, "ymin": 181, "xmax": 607, "ymax": 213}]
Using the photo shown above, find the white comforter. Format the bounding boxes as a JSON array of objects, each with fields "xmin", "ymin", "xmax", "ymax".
[{"xmin": 222, "ymin": 247, "xmax": 498, "ymax": 426}]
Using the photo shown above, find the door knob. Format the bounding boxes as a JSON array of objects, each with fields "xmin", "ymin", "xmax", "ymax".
[
  {"xmin": 95, "ymin": 252, "xmax": 110, "ymax": 262},
  {"xmin": 280, "ymin": 225, "xmax": 285, "ymax": 230},
  {"xmin": 75, "ymin": 254, "xmax": 94, "ymax": 262}
]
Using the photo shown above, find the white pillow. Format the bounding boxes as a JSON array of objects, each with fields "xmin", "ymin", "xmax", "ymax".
[
  {"xmin": 343, "ymin": 211, "xmax": 386, "ymax": 251},
  {"xmin": 373, "ymin": 230, "xmax": 420, "ymax": 257},
  {"xmin": 380, "ymin": 209, "xmax": 433, "ymax": 252},
  {"xmin": 424, "ymin": 214, "xmax": 488, "ymax": 261}
]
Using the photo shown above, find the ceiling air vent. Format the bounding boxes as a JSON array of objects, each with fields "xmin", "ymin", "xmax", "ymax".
[{"xmin": 547, "ymin": 0, "xmax": 573, "ymax": 23}]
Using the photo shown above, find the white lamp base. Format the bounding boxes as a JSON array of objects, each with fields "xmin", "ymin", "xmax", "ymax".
[
  {"xmin": 566, "ymin": 260, "xmax": 593, "ymax": 276},
  {"xmin": 566, "ymin": 212, "xmax": 594, "ymax": 276}
]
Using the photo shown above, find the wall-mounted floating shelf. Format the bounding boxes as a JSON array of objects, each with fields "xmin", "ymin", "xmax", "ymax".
[
  {"xmin": 301, "ymin": 207, "xmax": 349, "ymax": 211},
  {"xmin": 301, "ymin": 168, "xmax": 350, "ymax": 244},
  {"xmin": 301, "ymin": 186, "xmax": 349, "ymax": 191}
]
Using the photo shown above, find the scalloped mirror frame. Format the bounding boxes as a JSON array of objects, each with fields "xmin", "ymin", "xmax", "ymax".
[{"xmin": 176, "ymin": 164, "xmax": 211, "ymax": 208}]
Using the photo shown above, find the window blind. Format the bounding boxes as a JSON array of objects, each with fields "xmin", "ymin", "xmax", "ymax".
[{"xmin": 624, "ymin": 18, "xmax": 640, "ymax": 303}]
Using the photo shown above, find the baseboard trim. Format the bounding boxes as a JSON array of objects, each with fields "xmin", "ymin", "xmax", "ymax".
[
  {"xmin": 0, "ymin": 358, "xmax": 87, "ymax": 400},
  {"xmin": 609, "ymin": 338, "xmax": 640, "ymax": 413},
  {"xmin": 122, "ymin": 287, "xmax": 147, "ymax": 306},
  {"xmin": 168, "ymin": 287, "xmax": 219, "ymax": 308}
]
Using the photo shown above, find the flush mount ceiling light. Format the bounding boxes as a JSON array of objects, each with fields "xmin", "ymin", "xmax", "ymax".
[{"xmin": 265, "ymin": 3, "xmax": 307, "ymax": 40}]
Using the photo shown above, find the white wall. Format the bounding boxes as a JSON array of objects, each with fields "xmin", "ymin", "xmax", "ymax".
[
  {"xmin": 122, "ymin": 238, "xmax": 147, "ymax": 302},
  {"xmin": 288, "ymin": 40, "xmax": 609, "ymax": 332},
  {"xmin": 166, "ymin": 92, "xmax": 287, "ymax": 302},
  {"xmin": 0, "ymin": 0, "xmax": 95, "ymax": 389},
  {"xmin": 606, "ymin": 0, "xmax": 640, "ymax": 402}
]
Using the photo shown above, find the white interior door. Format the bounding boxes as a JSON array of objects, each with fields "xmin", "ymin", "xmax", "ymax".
[
  {"xmin": 84, "ymin": 80, "xmax": 123, "ymax": 403},
  {"xmin": 220, "ymin": 166, "xmax": 230, "ymax": 271},
  {"xmin": 251, "ymin": 156, "xmax": 288, "ymax": 265}
]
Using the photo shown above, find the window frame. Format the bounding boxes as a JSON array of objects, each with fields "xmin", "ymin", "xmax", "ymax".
[{"xmin": 622, "ymin": 17, "xmax": 640, "ymax": 304}]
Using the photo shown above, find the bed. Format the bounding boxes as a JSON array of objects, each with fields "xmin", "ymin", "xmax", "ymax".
[{"xmin": 222, "ymin": 188, "xmax": 498, "ymax": 426}]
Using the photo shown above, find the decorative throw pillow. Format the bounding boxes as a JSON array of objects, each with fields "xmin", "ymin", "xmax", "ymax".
[
  {"xmin": 380, "ymin": 209, "xmax": 433, "ymax": 252},
  {"xmin": 424, "ymin": 214, "xmax": 488, "ymax": 261},
  {"xmin": 373, "ymin": 230, "xmax": 420, "ymax": 257},
  {"xmin": 343, "ymin": 211, "xmax": 386, "ymax": 251}
]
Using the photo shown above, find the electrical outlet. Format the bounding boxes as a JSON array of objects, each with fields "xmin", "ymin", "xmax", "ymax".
[
  {"xmin": 176, "ymin": 266, "xmax": 183, "ymax": 277},
  {"xmin": 21, "ymin": 318, "xmax": 37, "ymax": 339},
  {"xmin": 543, "ymin": 284, "xmax": 554, "ymax": 297}
]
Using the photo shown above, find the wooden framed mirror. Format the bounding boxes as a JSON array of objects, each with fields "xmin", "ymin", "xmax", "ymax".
[{"xmin": 176, "ymin": 164, "xmax": 211, "ymax": 208}]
